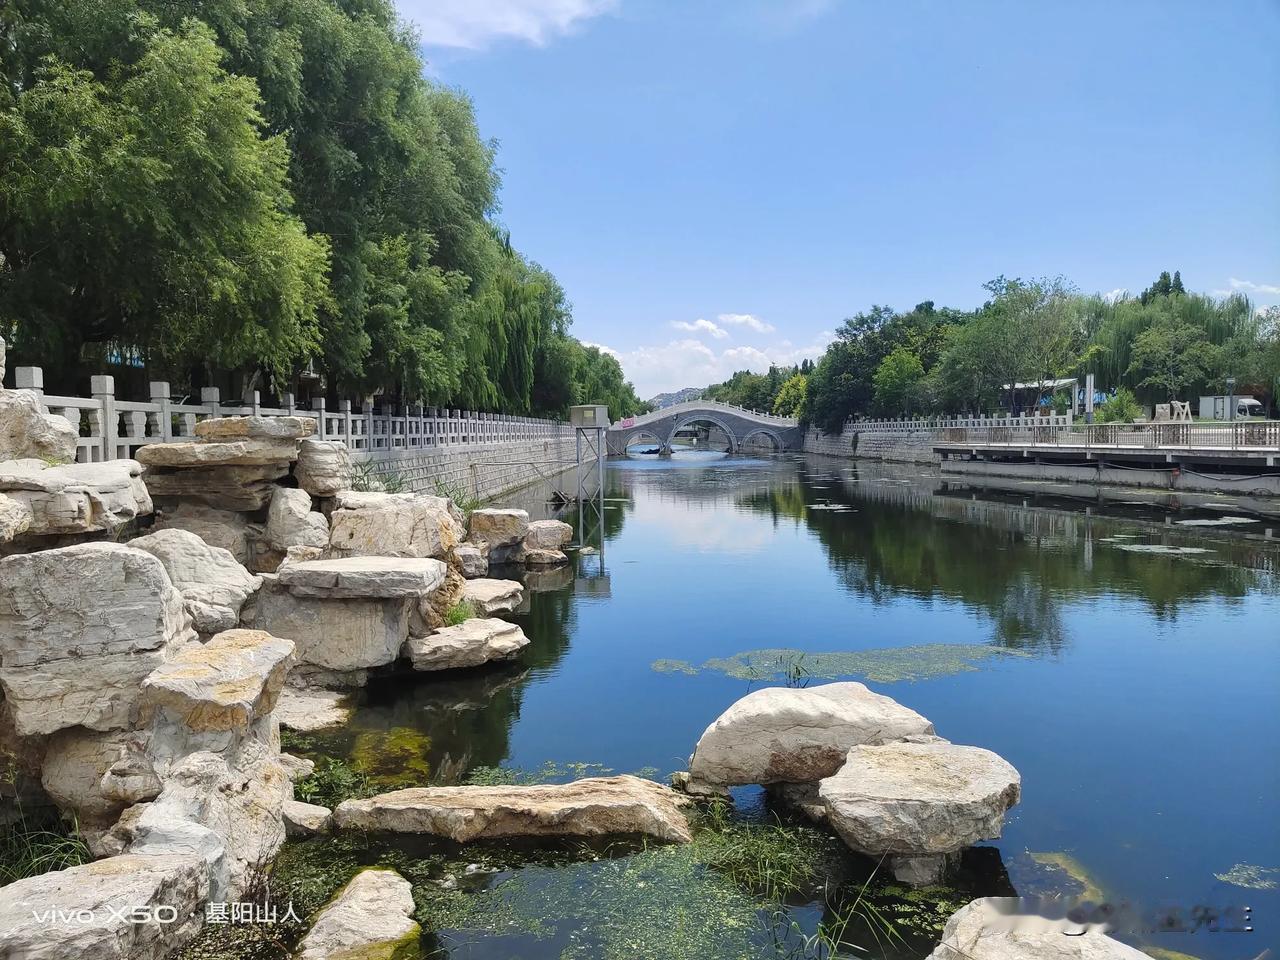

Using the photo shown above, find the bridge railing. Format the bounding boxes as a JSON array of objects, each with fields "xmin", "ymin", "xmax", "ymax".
[
  {"xmin": 12, "ymin": 365, "xmax": 567, "ymax": 463},
  {"xmin": 614, "ymin": 398, "xmax": 799, "ymax": 429},
  {"xmin": 848, "ymin": 413, "xmax": 1073, "ymax": 433}
]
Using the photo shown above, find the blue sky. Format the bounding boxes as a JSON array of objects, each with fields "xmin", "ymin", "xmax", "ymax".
[{"xmin": 396, "ymin": 0, "xmax": 1280, "ymax": 398}]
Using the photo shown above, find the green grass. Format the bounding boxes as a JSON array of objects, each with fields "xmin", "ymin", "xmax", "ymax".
[
  {"xmin": 292, "ymin": 757, "xmax": 378, "ymax": 808},
  {"xmin": 431, "ymin": 477, "xmax": 483, "ymax": 516},
  {"xmin": 444, "ymin": 599, "xmax": 476, "ymax": 626},
  {"xmin": 0, "ymin": 810, "xmax": 92, "ymax": 884}
]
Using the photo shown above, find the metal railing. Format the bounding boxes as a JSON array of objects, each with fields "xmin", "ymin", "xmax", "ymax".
[
  {"xmin": 12, "ymin": 365, "xmax": 568, "ymax": 464},
  {"xmin": 937, "ymin": 420, "xmax": 1280, "ymax": 452}
]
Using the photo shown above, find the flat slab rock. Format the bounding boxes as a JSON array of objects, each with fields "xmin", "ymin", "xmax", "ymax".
[
  {"xmin": 333, "ymin": 775, "xmax": 693, "ymax": 844},
  {"xmin": 283, "ymin": 799, "xmax": 333, "ymax": 837},
  {"xmin": 688, "ymin": 682, "xmax": 935, "ymax": 787},
  {"xmin": 926, "ymin": 898, "xmax": 1152, "ymax": 960},
  {"xmin": 405, "ymin": 617, "xmax": 529, "ymax": 671},
  {"xmin": 274, "ymin": 687, "xmax": 352, "ymax": 731},
  {"xmin": 0, "ymin": 457, "xmax": 152, "ymax": 540},
  {"xmin": 194, "ymin": 415, "xmax": 315, "ymax": 441},
  {"xmin": 136, "ymin": 437, "xmax": 300, "ymax": 468},
  {"xmin": 460, "ymin": 577, "xmax": 524, "ymax": 616},
  {"xmin": 0, "ymin": 853, "xmax": 208, "ymax": 960},
  {"xmin": 141, "ymin": 629, "xmax": 295, "ymax": 732},
  {"xmin": 818, "ymin": 740, "xmax": 1021, "ymax": 857},
  {"xmin": 296, "ymin": 868, "xmax": 420, "ymax": 960},
  {"xmin": 279, "ymin": 555, "xmax": 447, "ymax": 598}
]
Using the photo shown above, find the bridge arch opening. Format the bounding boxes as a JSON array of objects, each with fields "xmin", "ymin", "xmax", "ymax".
[
  {"xmin": 622, "ymin": 430, "xmax": 664, "ymax": 458},
  {"xmin": 668, "ymin": 416, "xmax": 737, "ymax": 457},
  {"xmin": 740, "ymin": 428, "xmax": 784, "ymax": 455}
]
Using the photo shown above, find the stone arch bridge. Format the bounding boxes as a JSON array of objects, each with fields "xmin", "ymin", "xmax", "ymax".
[{"xmin": 606, "ymin": 400, "xmax": 803, "ymax": 456}]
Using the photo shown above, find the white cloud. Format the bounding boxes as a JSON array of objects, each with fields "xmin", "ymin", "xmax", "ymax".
[
  {"xmin": 1228, "ymin": 277, "xmax": 1280, "ymax": 296},
  {"xmin": 1102, "ymin": 288, "xmax": 1126, "ymax": 304},
  {"xmin": 717, "ymin": 312, "xmax": 776, "ymax": 334},
  {"xmin": 671, "ymin": 318, "xmax": 729, "ymax": 339},
  {"xmin": 613, "ymin": 333, "xmax": 832, "ymax": 400},
  {"xmin": 395, "ymin": 0, "xmax": 615, "ymax": 49}
]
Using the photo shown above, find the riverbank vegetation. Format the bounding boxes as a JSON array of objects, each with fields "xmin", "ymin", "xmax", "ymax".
[
  {"xmin": 701, "ymin": 273, "xmax": 1279, "ymax": 432},
  {"xmin": 0, "ymin": 0, "xmax": 643, "ymax": 419}
]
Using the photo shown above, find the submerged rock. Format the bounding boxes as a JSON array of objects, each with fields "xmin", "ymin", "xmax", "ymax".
[
  {"xmin": 333, "ymin": 775, "xmax": 693, "ymax": 844},
  {"xmin": 460, "ymin": 577, "xmax": 524, "ymax": 616},
  {"xmin": 0, "ymin": 543, "xmax": 196, "ymax": 736},
  {"xmin": 926, "ymin": 898, "xmax": 1151, "ymax": 959},
  {"xmin": 687, "ymin": 682, "xmax": 935, "ymax": 788},
  {"xmin": 0, "ymin": 854, "xmax": 208, "ymax": 960},
  {"xmin": 525, "ymin": 547, "xmax": 568, "ymax": 566},
  {"xmin": 819, "ymin": 740, "xmax": 1020, "ymax": 886},
  {"xmin": 129, "ymin": 528, "xmax": 261, "ymax": 634},
  {"xmin": 404, "ymin": 617, "xmax": 530, "ymax": 671},
  {"xmin": 295, "ymin": 868, "xmax": 420, "ymax": 960}
]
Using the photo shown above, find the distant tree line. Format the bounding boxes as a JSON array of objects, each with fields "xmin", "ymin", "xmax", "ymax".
[
  {"xmin": 0, "ymin": 0, "xmax": 643, "ymax": 420},
  {"xmin": 702, "ymin": 272, "xmax": 1278, "ymax": 433}
]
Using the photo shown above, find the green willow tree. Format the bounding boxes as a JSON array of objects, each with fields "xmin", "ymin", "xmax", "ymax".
[{"xmin": 0, "ymin": 0, "xmax": 642, "ymax": 417}]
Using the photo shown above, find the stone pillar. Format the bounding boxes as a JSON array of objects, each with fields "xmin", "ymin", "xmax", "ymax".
[
  {"xmin": 201, "ymin": 386, "xmax": 221, "ymax": 420},
  {"xmin": 149, "ymin": 381, "xmax": 173, "ymax": 442},
  {"xmin": 15, "ymin": 366, "xmax": 43, "ymax": 395},
  {"xmin": 92, "ymin": 375, "xmax": 117, "ymax": 461}
]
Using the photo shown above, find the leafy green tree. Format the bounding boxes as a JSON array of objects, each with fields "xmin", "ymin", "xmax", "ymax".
[
  {"xmin": 0, "ymin": 17, "xmax": 329, "ymax": 384},
  {"xmin": 772, "ymin": 372, "xmax": 808, "ymax": 419},
  {"xmin": 1095, "ymin": 387, "xmax": 1142, "ymax": 423},
  {"xmin": 1126, "ymin": 313, "xmax": 1218, "ymax": 401},
  {"xmin": 872, "ymin": 347, "xmax": 925, "ymax": 416}
]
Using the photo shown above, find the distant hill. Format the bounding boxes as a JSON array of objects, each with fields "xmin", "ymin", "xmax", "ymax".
[{"xmin": 647, "ymin": 387, "xmax": 703, "ymax": 409}]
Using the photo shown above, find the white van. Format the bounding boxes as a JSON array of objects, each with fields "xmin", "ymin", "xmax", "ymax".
[{"xmin": 1198, "ymin": 395, "xmax": 1264, "ymax": 420}]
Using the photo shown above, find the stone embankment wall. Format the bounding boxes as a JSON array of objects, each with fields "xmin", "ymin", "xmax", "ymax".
[
  {"xmin": 802, "ymin": 426, "xmax": 940, "ymax": 464},
  {"xmin": 363, "ymin": 434, "xmax": 576, "ymax": 501}
]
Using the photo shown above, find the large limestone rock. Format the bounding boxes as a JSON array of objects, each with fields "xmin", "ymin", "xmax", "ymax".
[
  {"xmin": 525, "ymin": 547, "xmax": 568, "ymax": 566},
  {"xmin": 461, "ymin": 577, "xmax": 524, "ymax": 616},
  {"xmin": 194, "ymin": 415, "xmax": 315, "ymax": 441},
  {"xmin": 0, "ymin": 458, "xmax": 151, "ymax": 542},
  {"xmin": 143, "ymin": 461, "xmax": 291, "ymax": 511},
  {"xmin": 819, "ymin": 741, "xmax": 1021, "ymax": 886},
  {"xmin": 265, "ymin": 485, "xmax": 329, "ymax": 551},
  {"xmin": 127, "ymin": 743, "xmax": 291, "ymax": 901},
  {"xmin": 0, "ymin": 543, "xmax": 195, "ymax": 735},
  {"xmin": 129, "ymin": 528, "xmax": 261, "ymax": 634},
  {"xmin": 283, "ymin": 799, "xmax": 333, "ymax": 837},
  {"xmin": 295, "ymin": 438, "xmax": 354, "ymax": 496},
  {"xmin": 295, "ymin": 869, "xmax": 420, "ymax": 960},
  {"xmin": 926, "ymin": 899, "xmax": 1152, "ymax": 960},
  {"xmin": 328, "ymin": 490, "xmax": 465, "ymax": 560},
  {"xmin": 137, "ymin": 437, "xmax": 302, "ymax": 468},
  {"xmin": 404, "ymin": 617, "xmax": 530, "ymax": 671},
  {"xmin": 333, "ymin": 775, "xmax": 693, "ymax": 844},
  {"xmin": 687, "ymin": 682, "xmax": 935, "ymax": 788},
  {"xmin": 141, "ymin": 629, "xmax": 294, "ymax": 733},
  {"xmin": 0, "ymin": 388, "xmax": 78, "ymax": 462},
  {"xmin": 468, "ymin": 508, "xmax": 529, "ymax": 550},
  {"xmin": 243, "ymin": 577, "xmax": 412, "ymax": 687},
  {"xmin": 0, "ymin": 854, "xmax": 209, "ymax": 960},
  {"xmin": 525, "ymin": 518, "xmax": 573, "ymax": 550},
  {"xmin": 40, "ymin": 728, "xmax": 137, "ymax": 828},
  {"xmin": 278, "ymin": 555, "xmax": 447, "ymax": 598},
  {"xmin": 451, "ymin": 542, "xmax": 487, "ymax": 578},
  {"xmin": 151, "ymin": 501, "xmax": 253, "ymax": 565}
]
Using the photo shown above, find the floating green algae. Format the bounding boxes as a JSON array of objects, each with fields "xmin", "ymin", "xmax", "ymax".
[
  {"xmin": 349, "ymin": 727, "xmax": 433, "ymax": 786},
  {"xmin": 1026, "ymin": 851, "xmax": 1106, "ymax": 902},
  {"xmin": 652, "ymin": 644, "xmax": 1030, "ymax": 683},
  {"xmin": 1214, "ymin": 862, "xmax": 1280, "ymax": 889}
]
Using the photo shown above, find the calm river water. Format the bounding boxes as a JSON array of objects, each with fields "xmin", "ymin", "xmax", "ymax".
[{"xmin": 295, "ymin": 453, "xmax": 1280, "ymax": 959}]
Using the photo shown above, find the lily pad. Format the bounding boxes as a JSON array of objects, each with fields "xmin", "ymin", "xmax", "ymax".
[{"xmin": 1214, "ymin": 862, "xmax": 1280, "ymax": 889}]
